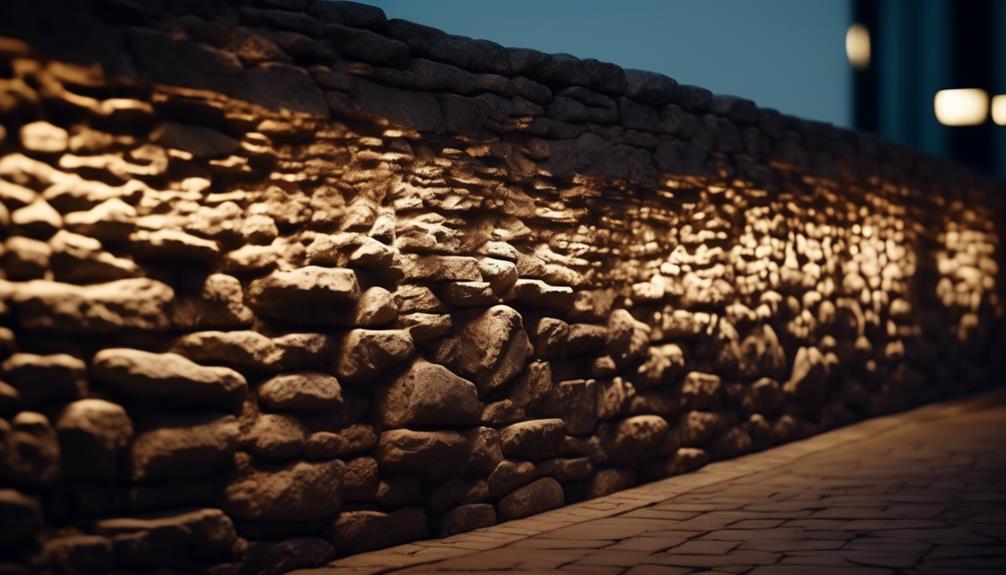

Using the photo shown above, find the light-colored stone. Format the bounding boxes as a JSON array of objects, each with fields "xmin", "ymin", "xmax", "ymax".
[
  {"xmin": 335, "ymin": 328, "xmax": 415, "ymax": 383},
  {"xmin": 20, "ymin": 121, "xmax": 68, "ymax": 153},
  {"xmin": 172, "ymin": 331, "xmax": 331, "ymax": 372},
  {"xmin": 248, "ymin": 266, "xmax": 360, "ymax": 323},
  {"xmin": 258, "ymin": 371, "xmax": 344, "ymax": 411},
  {"xmin": 499, "ymin": 418, "xmax": 565, "ymax": 460},
  {"xmin": 10, "ymin": 278, "xmax": 173, "ymax": 334},
  {"xmin": 455, "ymin": 305, "xmax": 532, "ymax": 397},
  {"xmin": 92, "ymin": 348, "xmax": 246, "ymax": 409},
  {"xmin": 377, "ymin": 359, "xmax": 482, "ymax": 427}
]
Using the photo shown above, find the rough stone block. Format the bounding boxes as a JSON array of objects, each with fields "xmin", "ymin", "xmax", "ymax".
[
  {"xmin": 223, "ymin": 460, "xmax": 344, "ymax": 522},
  {"xmin": 497, "ymin": 477, "xmax": 564, "ymax": 521},
  {"xmin": 499, "ymin": 418, "xmax": 565, "ymax": 460},
  {"xmin": 377, "ymin": 359, "xmax": 482, "ymax": 428},
  {"xmin": 327, "ymin": 508, "xmax": 428, "ymax": 555},
  {"xmin": 376, "ymin": 429, "xmax": 469, "ymax": 479},
  {"xmin": 92, "ymin": 349, "xmax": 246, "ymax": 410},
  {"xmin": 128, "ymin": 414, "xmax": 239, "ymax": 481},
  {"xmin": 10, "ymin": 278, "xmax": 173, "ymax": 334}
]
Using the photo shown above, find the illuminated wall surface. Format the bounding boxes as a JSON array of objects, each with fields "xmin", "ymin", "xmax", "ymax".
[{"xmin": 1, "ymin": 1, "xmax": 1005, "ymax": 573}]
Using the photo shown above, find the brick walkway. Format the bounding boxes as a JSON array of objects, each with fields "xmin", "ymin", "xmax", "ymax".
[{"xmin": 298, "ymin": 390, "xmax": 1006, "ymax": 575}]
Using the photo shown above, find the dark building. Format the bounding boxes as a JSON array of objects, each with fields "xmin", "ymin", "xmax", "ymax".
[{"xmin": 852, "ymin": 0, "xmax": 1006, "ymax": 177}]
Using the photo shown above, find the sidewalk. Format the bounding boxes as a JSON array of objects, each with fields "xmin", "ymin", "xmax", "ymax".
[{"xmin": 298, "ymin": 389, "xmax": 1006, "ymax": 574}]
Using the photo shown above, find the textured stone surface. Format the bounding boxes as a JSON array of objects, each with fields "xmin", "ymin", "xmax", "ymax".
[
  {"xmin": 258, "ymin": 372, "xmax": 344, "ymax": 411},
  {"xmin": 438, "ymin": 503, "xmax": 496, "ymax": 537},
  {"xmin": 0, "ymin": 1, "xmax": 1004, "ymax": 571},
  {"xmin": 603, "ymin": 415, "xmax": 670, "ymax": 466},
  {"xmin": 244, "ymin": 413, "xmax": 306, "ymax": 460},
  {"xmin": 327, "ymin": 507, "xmax": 429, "ymax": 555},
  {"xmin": 92, "ymin": 508, "xmax": 238, "ymax": 568},
  {"xmin": 9, "ymin": 278, "xmax": 174, "ymax": 333},
  {"xmin": 222, "ymin": 459, "xmax": 344, "ymax": 522},
  {"xmin": 497, "ymin": 477, "xmax": 564, "ymax": 521},
  {"xmin": 454, "ymin": 305, "xmax": 533, "ymax": 397},
  {"xmin": 499, "ymin": 418, "xmax": 566, "ymax": 460},
  {"xmin": 377, "ymin": 359, "xmax": 482, "ymax": 427},
  {"xmin": 128, "ymin": 414, "xmax": 239, "ymax": 481},
  {"xmin": 248, "ymin": 266, "xmax": 360, "ymax": 323},
  {"xmin": 1, "ymin": 353, "xmax": 86, "ymax": 407},
  {"xmin": 241, "ymin": 537, "xmax": 335, "ymax": 575},
  {"xmin": 334, "ymin": 329, "xmax": 415, "ymax": 384},
  {"xmin": 377, "ymin": 429, "xmax": 470, "ymax": 479},
  {"xmin": 1, "ymin": 412, "xmax": 60, "ymax": 486},
  {"xmin": 172, "ymin": 330, "xmax": 331, "ymax": 372},
  {"xmin": 92, "ymin": 349, "xmax": 246, "ymax": 409}
]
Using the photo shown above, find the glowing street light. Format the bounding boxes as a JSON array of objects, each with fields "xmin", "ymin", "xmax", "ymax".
[
  {"xmin": 846, "ymin": 23, "xmax": 871, "ymax": 70},
  {"xmin": 992, "ymin": 95, "xmax": 1006, "ymax": 126},
  {"xmin": 933, "ymin": 89, "xmax": 989, "ymax": 126}
]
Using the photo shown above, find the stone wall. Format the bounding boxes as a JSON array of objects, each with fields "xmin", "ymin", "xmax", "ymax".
[{"xmin": 1, "ymin": 1, "xmax": 1005, "ymax": 573}]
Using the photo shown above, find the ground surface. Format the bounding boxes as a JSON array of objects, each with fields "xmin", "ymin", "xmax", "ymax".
[{"xmin": 296, "ymin": 389, "xmax": 1006, "ymax": 574}]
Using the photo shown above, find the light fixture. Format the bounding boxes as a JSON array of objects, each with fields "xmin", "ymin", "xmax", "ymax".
[
  {"xmin": 992, "ymin": 95, "xmax": 1006, "ymax": 126},
  {"xmin": 933, "ymin": 89, "xmax": 989, "ymax": 126},
  {"xmin": 845, "ymin": 23, "xmax": 871, "ymax": 70}
]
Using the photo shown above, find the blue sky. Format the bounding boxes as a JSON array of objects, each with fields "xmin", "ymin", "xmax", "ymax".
[{"xmin": 366, "ymin": 0, "xmax": 852, "ymax": 127}]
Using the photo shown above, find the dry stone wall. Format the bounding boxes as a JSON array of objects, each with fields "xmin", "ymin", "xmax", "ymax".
[{"xmin": 1, "ymin": 1, "xmax": 1005, "ymax": 573}]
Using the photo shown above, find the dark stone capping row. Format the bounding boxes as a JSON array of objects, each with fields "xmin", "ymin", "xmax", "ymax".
[{"xmin": 2, "ymin": 0, "xmax": 1003, "ymax": 200}]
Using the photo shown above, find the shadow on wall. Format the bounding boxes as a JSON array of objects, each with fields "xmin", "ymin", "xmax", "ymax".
[{"xmin": 0, "ymin": 3, "xmax": 1004, "ymax": 574}]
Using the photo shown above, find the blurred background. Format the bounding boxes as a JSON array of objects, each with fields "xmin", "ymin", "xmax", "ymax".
[{"xmin": 368, "ymin": 0, "xmax": 1006, "ymax": 177}]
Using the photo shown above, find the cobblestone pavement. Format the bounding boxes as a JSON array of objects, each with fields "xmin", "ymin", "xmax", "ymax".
[{"xmin": 299, "ymin": 390, "xmax": 1006, "ymax": 575}]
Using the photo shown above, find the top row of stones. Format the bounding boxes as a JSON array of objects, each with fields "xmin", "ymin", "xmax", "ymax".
[{"xmin": 169, "ymin": 0, "xmax": 750, "ymax": 114}]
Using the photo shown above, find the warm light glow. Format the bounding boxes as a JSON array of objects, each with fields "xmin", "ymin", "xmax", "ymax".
[
  {"xmin": 934, "ymin": 89, "xmax": 989, "ymax": 126},
  {"xmin": 845, "ymin": 23, "xmax": 871, "ymax": 70},
  {"xmin": 992, "ymin": 95, "xmax": 1006, "ymax": 126}
]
